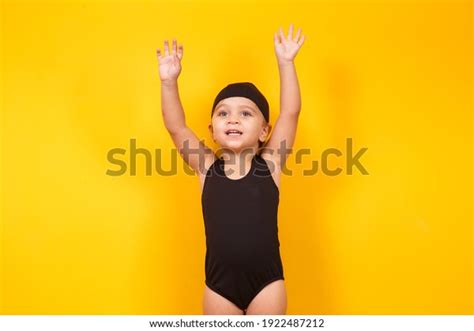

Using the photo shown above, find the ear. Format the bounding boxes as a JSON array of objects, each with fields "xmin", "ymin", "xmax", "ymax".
[
  {"xmin": 259, "ymin": 123, "xmax": 272, "ymax": 143},
  {"xmin": 208, "ymin": 123, "xmax": 215, "ymax": 142}
]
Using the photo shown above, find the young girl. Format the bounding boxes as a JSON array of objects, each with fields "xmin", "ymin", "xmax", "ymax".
[{"xmin": 156, "ymin": 24, "xmax": 305, "ymax": 315}]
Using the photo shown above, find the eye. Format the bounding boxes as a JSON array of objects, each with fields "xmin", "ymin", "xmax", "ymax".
[
  {"xmin": 217, "ymin": 111, "xmax": 227, "ymax": 117},
  {"xmin": 242, "ymin": 111, "xmax": 252, "ymax": 117}
]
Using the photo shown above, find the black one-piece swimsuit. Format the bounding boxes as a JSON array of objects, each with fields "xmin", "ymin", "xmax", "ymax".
[{"xmin": 201, "ymin": 153, "xmax": 284, "ymax": 312}]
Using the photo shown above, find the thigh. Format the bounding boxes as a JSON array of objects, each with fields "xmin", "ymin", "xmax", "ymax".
[
  {"xmin": 202, "ymin": 285, "xmax": 245, "ymax": 315},
  {"xmin": 246, "ymin": 279, "xmax": 287, "ymax": 315}
]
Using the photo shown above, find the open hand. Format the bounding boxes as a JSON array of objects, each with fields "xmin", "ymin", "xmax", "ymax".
[
  {"xmin": 156, "ymin": 39, "xmax": 183, "ymax": 82},
  {"xmin": 274, "ymin": 24, "xmax": 305, "ymax": 65}
]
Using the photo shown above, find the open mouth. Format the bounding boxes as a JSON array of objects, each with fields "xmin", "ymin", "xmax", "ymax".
[{"xmin": 225, "ymin": 129, "xmax": 243, "ymax": 136}]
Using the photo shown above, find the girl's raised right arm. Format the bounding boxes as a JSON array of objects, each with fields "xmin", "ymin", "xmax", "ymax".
[{"xmin": 156, "ymin": 39, "xmax": 216, "ymax": 180}]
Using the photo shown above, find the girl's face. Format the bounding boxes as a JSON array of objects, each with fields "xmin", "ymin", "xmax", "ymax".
[{"xmin": 209, "ymin": 97, "xmax": 270, "ymax": 152}]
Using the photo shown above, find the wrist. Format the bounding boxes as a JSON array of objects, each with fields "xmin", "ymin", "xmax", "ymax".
[
  {"xmin": 161, "ymin": 78, "xmax": 178, "ymax": 87},
  {"xmin": 277, "ymin": 60, "xmax": 294, "ymax": 67}
]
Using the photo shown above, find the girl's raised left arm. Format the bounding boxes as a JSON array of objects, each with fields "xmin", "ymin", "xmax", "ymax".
[{"xmin": 262, "ymin": 23, "xmax": 305, "ymax": 168}]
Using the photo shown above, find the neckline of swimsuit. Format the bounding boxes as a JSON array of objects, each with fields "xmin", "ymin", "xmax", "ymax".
[{"xmin": 218, "ymin": 153, "xmax": 257, "ymax": 182}]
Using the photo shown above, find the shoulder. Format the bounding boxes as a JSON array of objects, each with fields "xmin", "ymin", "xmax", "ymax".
[
  {"xmin": 259, "ymin": 150, "xmax": 281, "ymax": 174},
  {"xmin": 258, "ymin": 151, "xmax": 281, "ymax": 190},
  {"xmin": 198, "ymin": 152, "xmax": 219, "ymax": 191}
]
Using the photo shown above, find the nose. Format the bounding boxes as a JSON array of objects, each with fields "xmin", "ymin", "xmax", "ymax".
[{"xmin": 227, "ymin": 114, "xmax": 240, "ymax": 124}]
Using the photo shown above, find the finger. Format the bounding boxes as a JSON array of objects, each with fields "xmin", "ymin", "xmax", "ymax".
[
  {"xmin": 279, "ymin": 26, "xmax": 285, "ymax": 42},
  {"xmin": 164, "ymin": 40, "xmax": 169, "ymax": 56},
  {"xmin": 288, "ymin": 23, "xmax": 293, "ymax": 40},
  {"xmin": 172, "ymin": 39, "xmax": 177, "ymax": 55},
  {"xmin": 177, "ymin": 44, "xmax": 183, "ymax": 60},
  {"xmin": 274, "ymin": 32, "xmax": 279, "ymax": 44},
  {"xmin": 294, "ymin": 27, "xmax": 301, "ymax": 42},
  {"xmin": 298, "ymin": 34, "xmax": 305, "ymax": 46}
]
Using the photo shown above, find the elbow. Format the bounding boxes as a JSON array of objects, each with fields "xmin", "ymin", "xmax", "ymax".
[
  {"xmin": 167, "ymin": 125, "xmax": 187, "ymax": 137},
  {"xmin": 280, "ymin": 100, "xmax": 302, "ymax": 116},
  {"xmin": 281, "ymin": 107, "xmax": 301, "ymax": 117},
  {"xmin": 162, "ymin": 114, "xmax": 186, "ymax": 135}
]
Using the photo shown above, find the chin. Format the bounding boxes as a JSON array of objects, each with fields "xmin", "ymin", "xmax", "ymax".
[
  {"xmin": 221, "ymin": 144, "xmax": 245, "ymax": 152},
  {"xmin": 220, "ymin": 141, "xmax": 259, "ymax": 153}
]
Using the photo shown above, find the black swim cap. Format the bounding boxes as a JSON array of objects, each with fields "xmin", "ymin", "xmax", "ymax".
[{"xmin": 211, "ymin": 82, "xmax": 269, "ymax": 122}]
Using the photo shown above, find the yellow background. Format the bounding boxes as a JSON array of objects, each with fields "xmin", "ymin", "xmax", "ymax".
[{"xmin": 1, "ymin": 0, "xmax": 472, "ymax": 314}]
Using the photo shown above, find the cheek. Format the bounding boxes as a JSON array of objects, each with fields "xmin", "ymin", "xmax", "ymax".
[
  {"xmin": 213, "ymin": 122, "xmax": 226, "ymax": 134},
  {"xmin": 251, "ymin": 121, "xmax": 264, "ymax": 132}
]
